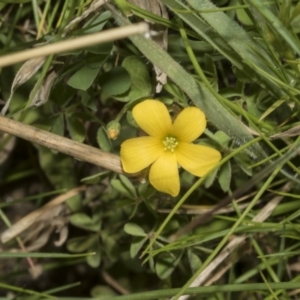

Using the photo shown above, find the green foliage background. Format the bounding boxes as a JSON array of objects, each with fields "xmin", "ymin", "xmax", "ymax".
[{"xmin": 1, "ymin": 0, "xmax": 300, "ymax": 299}]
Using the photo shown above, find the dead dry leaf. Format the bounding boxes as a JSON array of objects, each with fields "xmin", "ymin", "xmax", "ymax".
[
  {"xmin": 63, "ymin": 0, "xmax": 108, "ymax": 36},
  {"xmin": 271, "ymin": 125, "xmax": 300, "ymax": 139},
  {"xmin": 29, "ymin": 69, "xmax": 58, "ymax": 108},
  {"xmin": 1, "ymin": 57, "xmax": 45, "ymax": 116},
  {"xmin": 21, "ymin": 205, "xmax": 65, "ymax": 251},
  {"xmin": 1, "ymin": 186, "xmax": 85, "ymax": 243}
]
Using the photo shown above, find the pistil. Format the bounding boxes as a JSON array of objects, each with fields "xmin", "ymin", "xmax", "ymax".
[{"xmin": 163, "ymin": 136, "xmax": 178, "ymax": 152}]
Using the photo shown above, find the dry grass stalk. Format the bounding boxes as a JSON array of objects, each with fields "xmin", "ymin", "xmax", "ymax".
[
  {"xmin": 0, "ymin": 23, "xmax": 149, "ymax": 68},
  {"xmin": 176, "ymin": 182, "xmax": 292, "ymax": 300},
  {"xmin": 0, "ymin": 115, "xmax": 124, "ymax": 174},
  {"xmin": 1, "ymin": 185, "xmax": 86, "ymax": 243}
]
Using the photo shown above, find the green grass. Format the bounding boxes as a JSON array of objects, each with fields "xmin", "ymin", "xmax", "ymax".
[{"xmin": 0, "ymin": 0, "xmax": 300, "ymax": 299}]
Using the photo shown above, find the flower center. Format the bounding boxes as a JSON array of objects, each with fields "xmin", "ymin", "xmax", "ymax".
[{"xmin": 163, "ymin": 136, "xmax": 178, "ymax": 152}]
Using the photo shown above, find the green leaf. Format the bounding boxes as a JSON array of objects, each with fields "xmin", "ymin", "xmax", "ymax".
[
  {"xmin": 81, "ymin": 171, "xmax": 109, "ymax": 184},
  {"xmin": 214, "ymin": 130, "xmax": 231, "ymax": 147},
  {"xmin": 155, "ymin": 252, "xmax": 182, "ymax": 280},
  {"xmin": 115, "ymin": 56, "xmax": 152, "ymax": 102},
  {"xmin": 218, "ymin": 160, "xmax": 232, "ymax": 192},
  {"xmin": 137, "ymin": 181, "xmax": 150, "ymax": 198},
  {"xmin": 130, "ymin": 237, "xmax": 147, "ymax": 258},
  {"xmin": 163, "ymin": 80, "xmax": 186, "ymax": 103},
  {"xmin": 204, "ymin": 54, "xmax": 217, "ymax": 82},
  {"xmin": 234, "ymin": 155, "xmax": 253, "ymax": 176},
  {"xmin": 86, "ymin": 237, "xmax": 101, "ymax": 268},
  {"xmin": 115, "ymin": 199, "xmax": 136, "ymax": 208},
  {"xmin": 111, "ymin": 179, "xmax": 136, "ymax": 199},
  {"xmin": 86, "ymin": 42, "xmax": 113, "ymax": 55},
  {"xmin": 67, "ymin": 63, "xmax": 101, "ymax": 91},
  {"xmin": 124, "ymin": 223, "xmax": 146, "ymax": 237},
  {"xmin": 80, "ymin": 90, "xmax": 97, "ymax": 111},
  {"xmin": 83, "ymin": 11, "xmax": 111, "ymax": 34},
  {"xmin": 96, "ymin": 126, "xmax": 112, "ymax": 152},
  {"xmin": 119, "ymin": 174, "xmax": 137, "ymax": 198},
  {"xmin": 51, "ymin": 81, "xmax": 75, "ymax": 107},
  {"xmin": 36, "ymin": 146, "xmax": 81, "ymax": 211},
  {"xmin": 126, "ymin": 111, "xmax": 138, "ymax": 128},
  {"xmin": 245, "ymin": 95, "xmax": 262, "ymax": 118},
  {"xmin": 237, "ymin": 6, "xmax": 253, "ymax": 26},
  {"xmin": 65, "ymin": 116, "xmax": 85, "ymax": 143},
  {"xmin": 99, "ymin": 67, "xmax": 131, "ymax": 96},
  {"xmin": 50, "ymin": 114, "xmax": 64, "ymax": 137},
  {"xmin": 70, "ymin": 213, "xmax": 101, "ymax": 232},
  {"xmin": 67, "ymin": 235, "xmax": 97, "ymax": 253},
  {"xmin": 204, "ymin": 168, "xmax": 218, "ymax": 188},
  {"xmin": 187, "ymin": 250, "xmax": 202, "ymax": 274}
]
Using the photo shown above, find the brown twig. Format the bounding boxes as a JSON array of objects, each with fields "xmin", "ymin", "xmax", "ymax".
[
  {"xmin": 0, "ymin": 115, "xmax": 124, "ymax": 174},
  {"xmin": 102, "ymin": 270, "xmax": 130, "ymax": 295}
]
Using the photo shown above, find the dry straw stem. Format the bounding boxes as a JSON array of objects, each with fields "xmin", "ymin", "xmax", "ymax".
[
  {"xmin": 1, "ymin": 185, "xmax": 86, "ymax": 243},
  {"xmin": 176, "ymin": 182, "xmax": 292, "ymax": 300},
  {"xmin": 0, "ymin": 22, "xmax": 149, "ymax": 68},
  {"xmin": 0, "ymin": 115, "xmax": 123, "ymax": 174}
]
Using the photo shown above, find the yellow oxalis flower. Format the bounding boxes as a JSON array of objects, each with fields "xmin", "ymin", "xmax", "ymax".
[{"xmin": 120, "ymin": 100, "xmax": 221, "ymax": 197}]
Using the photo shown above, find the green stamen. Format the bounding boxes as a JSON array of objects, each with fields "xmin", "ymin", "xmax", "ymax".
[{"xmin": 163, "ymin": 136, "xmax": 178, "ymax": 152}]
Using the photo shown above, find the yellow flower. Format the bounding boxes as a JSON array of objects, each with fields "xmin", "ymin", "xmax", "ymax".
[{"xmin": 120, "ymin": 100, "xmax": 221, "ymax": 197}]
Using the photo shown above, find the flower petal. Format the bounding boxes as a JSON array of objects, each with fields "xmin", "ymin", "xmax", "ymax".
[
  {"xmin": 149, "ymin": 151, "xmax": 180, "ymax": 197},
  {"xmin": 121, "ymin": 137, "xmax": 163, "ymax": 173},
  {"xmin": 176, "ymin": 143, "xmax": 221, "ymax": 177},
  {"xmin": 172, "ymin": 107, "xmax": 206, "ymax": 142},
  {"xmin": 132, "ymin": 100, "xmax": 172, "ymax": 138}
]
